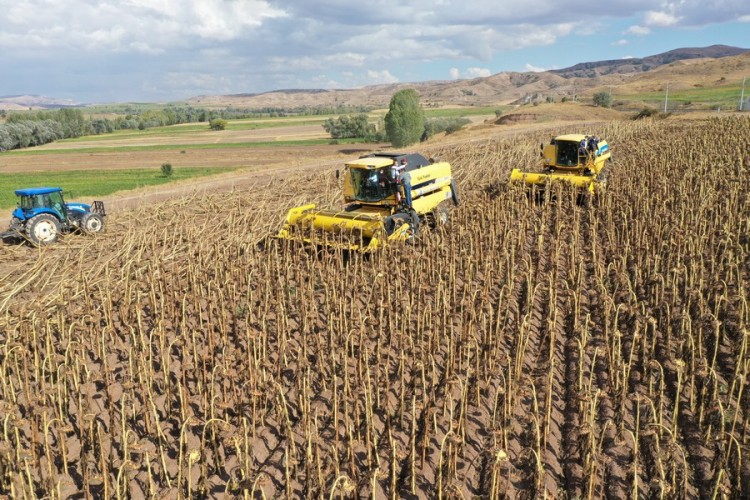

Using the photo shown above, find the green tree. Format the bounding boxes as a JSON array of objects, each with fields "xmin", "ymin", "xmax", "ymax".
[
  {"xmin": 209, "ymin": 118, "xmax": 228, "ymax": 131},
  {"xmin": 593, "ymin": 91, "xmax": 612, "ymax": 108},
  {"xmin": 161, "ymin": 162, "xmax": 173, "ymax": 177},
  {"xmin": 322, "ymin": 113, "xmax": 374, "ymax": 139},
  {"xmin": 384, "ymin": 89, "xmax": 425, "ymax": 147}
]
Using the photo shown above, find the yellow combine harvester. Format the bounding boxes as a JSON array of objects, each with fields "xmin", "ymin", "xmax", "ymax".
[
  {"xmin": 510, "ymin": 134, "xmax": 611, "ymax": 194},
  {"xmin": 276, "ymin": 153, "xmax": 459, "ymax": 252}
]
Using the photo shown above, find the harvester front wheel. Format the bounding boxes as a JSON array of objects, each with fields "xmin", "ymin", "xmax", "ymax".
[
  {"xmin": 27, "ymin": 214, "xmax": 61, "ymax": 245},
  {"xmin": 81, "ymin": 213, "xmax": 105, "ymax": 234}
]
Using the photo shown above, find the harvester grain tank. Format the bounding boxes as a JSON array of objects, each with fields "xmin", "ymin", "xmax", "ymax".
[
  {"xmin": 276, "ymin": 153, "xmax": 459, "ymax": 251},
  {"xmin": 509, "ymin": 134, "xmax": 611, "ymax": 194},
  {"xmin": 1, "ymin": 187, "xmax": 106, "ymax": 245}
]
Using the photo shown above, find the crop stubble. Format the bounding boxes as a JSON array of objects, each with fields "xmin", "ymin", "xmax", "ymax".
[{"xmin": 0, "ymin": 116, "xmax": 748, "ymax": 498}]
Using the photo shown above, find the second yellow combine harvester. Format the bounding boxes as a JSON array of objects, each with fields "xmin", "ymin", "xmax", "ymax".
[
  {"xmin": 510, "ymin": 134, "xmax": 611, "ymax": 194},
  {"xmin": 277, "ymin": 153, "xmax": 459, "ymax": 252}
]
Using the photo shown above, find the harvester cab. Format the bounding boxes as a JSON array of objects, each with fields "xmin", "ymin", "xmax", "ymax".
[
  {"xmin": 3, "ymin": 187, "xmax": 106, "ymax": 245},
  {"xmin": 276, "ymin": 153, "xmax": 459, "ymax": 252},
  {"xmin": 509, "ymin": 134, "xmax": 611, "ymax": 194}
]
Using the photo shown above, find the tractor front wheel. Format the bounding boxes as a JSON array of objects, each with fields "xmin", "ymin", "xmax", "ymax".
[
  {"xmin": 81, "ymin": 213, "xmax": 105, "ymax": 234},
  {"xmin": 27, "ymin": 214, "xmax": 61, "ymax": 245}
]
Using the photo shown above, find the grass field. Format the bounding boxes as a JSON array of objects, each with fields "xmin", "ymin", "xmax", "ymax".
[
  {"xmin": 59, "ymin": 117, "xmax": 333, "ymax": 142},
  {"xmin": 0, "ymin": 166, "xmax": 238, "ymax": 209},
  {"xmin": 609, "ymin": 80, "xmax": 747, "ymax": 110}
]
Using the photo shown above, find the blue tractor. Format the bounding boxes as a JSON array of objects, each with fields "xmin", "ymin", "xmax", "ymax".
[{"xmin": 3, "ymin": 187, "xmax": 106, "ymax": 245}]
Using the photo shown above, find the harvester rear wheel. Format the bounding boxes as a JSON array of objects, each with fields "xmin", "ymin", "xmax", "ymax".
[
  {"xmin": 27, "ymin": 214, "xmax": 61, "ymax": 245},
  {"xmin": 81, "ymin": 213, "xmax": 105, "ymax": 234}
]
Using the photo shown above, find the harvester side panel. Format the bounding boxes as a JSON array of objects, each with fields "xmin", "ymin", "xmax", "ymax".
[{"xmin": 410, "ymin": 186, "xmax": 454, "ymax": 215}]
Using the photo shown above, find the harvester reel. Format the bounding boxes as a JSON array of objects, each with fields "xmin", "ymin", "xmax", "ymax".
[{"xmin": 27, "ymin": 214, "xmax": 60, "ymax": 245}]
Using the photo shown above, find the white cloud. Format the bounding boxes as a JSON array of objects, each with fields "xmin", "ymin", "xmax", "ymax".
[
  {"xmin": 366, "ymin": 70, "xmax": 399, "ymax": 84},
  {"xmin": 3, "ymin": 0, "xmax": 750, "ymax": 101},
  {"xmin": 449, "ymin": 67, "xmax": 492, "ymax": 79},
  {"xmin": 525, "ymin": 63, "xmax": 546, "ymax": 72},
  {"xmin": 625, "ymin": 25, "xmax": 651, "ymax": 35},
  {"xmin": 465, "ymin": 67, "xmax": 491, "ymax": 78},
  {"xmin": 0, "ymin": 0, "xmax": 287, "ymax": 51},
  {"xmin": 644, "ymin": 10, "xmax": 680, "ymax": 27}
]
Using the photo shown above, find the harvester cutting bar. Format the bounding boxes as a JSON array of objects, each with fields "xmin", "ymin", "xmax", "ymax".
[
  {"xmin": 509, "ymin": 169, "xmax": 597, "ymax": 193},
  {"xmin": 276, "ymin": 204, "xmax": 407, "ymax": 252}
]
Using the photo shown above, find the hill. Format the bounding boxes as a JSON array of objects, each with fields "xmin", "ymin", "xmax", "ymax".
[
  {"xmin": 549, "ymin": 44, "xmax": 748, "ymax": 78},
  {"xmin": 186, "ymin": 45, "xmax": 749, "ymax": 109},
  {"xmin": 0, "ymin": 94, "xmax": 80, "ymax": 110}
]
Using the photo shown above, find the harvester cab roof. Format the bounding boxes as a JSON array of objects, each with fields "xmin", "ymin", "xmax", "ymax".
[{"xmin": 354, "ymin": 152, "xmax": 433, "ymax": 171}]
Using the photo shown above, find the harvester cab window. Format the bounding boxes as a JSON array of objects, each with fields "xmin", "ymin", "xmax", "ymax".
[
  {"xmin": 350, "ymin": 167, "xmax": 393, "ymax": 202},
  {"xmin": 557, "ymin": 141, "xmax": 579, "ymax": 167}
]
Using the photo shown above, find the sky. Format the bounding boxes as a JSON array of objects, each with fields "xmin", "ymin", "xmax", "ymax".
[{"xmin": 1, "ymin": 0, "xmax": 749, "ymax": 104}]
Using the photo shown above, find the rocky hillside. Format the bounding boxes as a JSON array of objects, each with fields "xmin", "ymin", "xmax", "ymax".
[{"xmin": 549, "ymin": 44, "xmax": 748, "ymax": 78}]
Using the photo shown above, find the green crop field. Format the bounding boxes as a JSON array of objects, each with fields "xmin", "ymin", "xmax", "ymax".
[
  {"xmin": 424, "ymin": 106, "xmax": 510, "ymax": 118},
  {"xmin": 612, "ymin": 81, "xmax": 746, "ymax": 110},
  {"xmin": 58, "ymin": 118, "xmax": 332, "ymax": 142},
  {"xmin": 0, "ymin": 167, "xmax": 238, "ymax": 209}
]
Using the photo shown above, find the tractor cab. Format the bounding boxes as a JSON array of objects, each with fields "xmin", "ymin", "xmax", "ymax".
[{"xmin": 14, "ymin": 187, "xmax": 69, "ymax": 222}]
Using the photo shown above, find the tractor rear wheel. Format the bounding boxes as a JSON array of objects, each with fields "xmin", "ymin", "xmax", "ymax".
[
  {"xmin": 81, "ymin": 213, "xmax": 104, "ymax": 234},
  {"xmin": 27, "ymin": 214, "xmax": 61, "ymax": 245}
]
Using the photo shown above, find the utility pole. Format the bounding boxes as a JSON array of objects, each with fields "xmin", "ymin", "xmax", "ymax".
[
  {"xmin": 663, "ymin": 84, "xmax": 669, "ymax": 113},
  {"xmin": 740, "ymin": 76, "xmax": 746, "ymax": 111}
]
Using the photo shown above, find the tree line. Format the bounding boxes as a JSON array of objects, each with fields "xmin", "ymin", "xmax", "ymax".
[{"xmin": 0, "ymin": 104, "xmax": 375, "ymax": 152}]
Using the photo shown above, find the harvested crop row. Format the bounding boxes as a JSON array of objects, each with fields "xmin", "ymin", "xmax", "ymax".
[{"xmin": 0, "ymin": 116, "xmax": 748, "ymax": 498}]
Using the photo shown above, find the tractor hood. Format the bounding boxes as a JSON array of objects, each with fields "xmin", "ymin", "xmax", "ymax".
[{"xmin": 65, "ymin": 202, "xmax": 92, "ymax": 214}]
